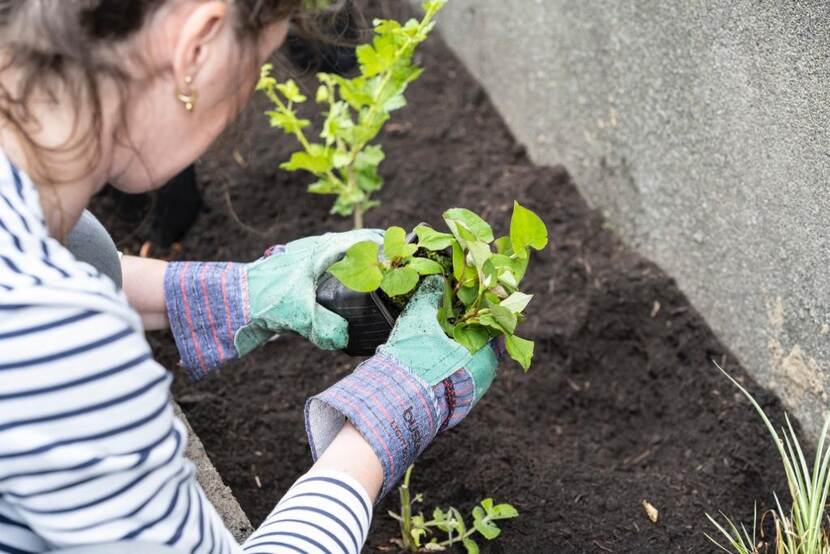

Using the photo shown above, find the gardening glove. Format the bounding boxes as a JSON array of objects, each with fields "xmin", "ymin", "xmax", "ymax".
[
  {"xmin": 305, "ymin": 275, "xmax": 501, "ymax": 498},
  {"xmin": 164, "ymin": 229, "xmax": 382, "ymax": 380}
]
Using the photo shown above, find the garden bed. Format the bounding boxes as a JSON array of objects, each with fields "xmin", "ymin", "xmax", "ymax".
[{"xmin": 92, "ymin": 6, "xmax": 789, "ymax": 551}]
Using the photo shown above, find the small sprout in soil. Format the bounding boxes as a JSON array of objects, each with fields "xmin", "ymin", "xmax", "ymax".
[
  {"xmin": 257, "ymin": 1, "xmax": 447, "ymax": 229},
  {"xmin": 388, "ymin": 465, "xmax": 519, "ymax": 553},
  {"xmin": 705, "ymin": 364, "xmax": 830, "ymax": 554},
  {"xmin": 327, "ymin": 202, "xmax": 549, "ymax": 370}
]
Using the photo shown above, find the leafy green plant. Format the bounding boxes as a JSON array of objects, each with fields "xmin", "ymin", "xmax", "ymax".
[
  {"xmin": 257, "ymin": 1, "xmax": 447, "ymax": 229},
  {"xmin": 327, "ymin": 202, "xmax": 548, "ymax": 370},
  {"xmin": 389, "ymin": 465, "xmax": 519, "ymax": 553},
  {"xmin": 705, "ymin": 365, "xmax": 830, "ymax": 554}
]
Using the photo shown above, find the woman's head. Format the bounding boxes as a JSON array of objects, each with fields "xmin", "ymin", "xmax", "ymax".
[{"xmin": 0, "ymin": 0, "xmax": 305, "ymax": 207}]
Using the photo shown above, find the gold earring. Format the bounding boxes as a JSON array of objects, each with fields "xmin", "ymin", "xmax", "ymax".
[{"xmin": 176, "ymin": 75, "xmax": 197, "ymax": 112}]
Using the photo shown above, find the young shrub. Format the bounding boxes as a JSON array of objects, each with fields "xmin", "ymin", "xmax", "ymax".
[
  {"xmin": 257, "ymin": 1, "xmax": 447, "ymax": 229},
  {"xmin": 389, "ymin": 465, "xmax": 519, "ymax": 553},
  {"xmin": 705, "ymin": 365, "xmax": 830, "ymax": 554},
  {"xmin": 327, "ymin": 202, "xmax": 549, "ymax": 370}
]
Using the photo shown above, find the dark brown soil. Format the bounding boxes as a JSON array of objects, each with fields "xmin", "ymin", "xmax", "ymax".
[{"xmin": 91, "ymin": 5, "xmax": 790, "ymax": 552}]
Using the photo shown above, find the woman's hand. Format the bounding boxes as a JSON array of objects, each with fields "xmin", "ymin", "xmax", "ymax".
[
  {"xmin": 164, "ymin": 229, "xmax": 382, "ymax": 380},
  {"xmin": 305, "ymin": 276, "xmax": 502, "ymax": 498}
]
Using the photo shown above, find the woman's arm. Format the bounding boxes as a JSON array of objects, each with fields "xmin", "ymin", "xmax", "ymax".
[
  {"xmin": 121, "ymin": 255, "xmax": 169, "ymax": 330},
  {"xmin": 308, "ymin": 421, "xmax": 383, "ymax": 501},
  {"xmin": 241, "ymin": 422, "xmax": 382, "ymax": 553},
  {"xmin": 2, "ymin": 302, "xmax": 380, "ymax": 554}
]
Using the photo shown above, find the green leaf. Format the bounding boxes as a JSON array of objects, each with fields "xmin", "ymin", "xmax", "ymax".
[
  {"xmin": 256, "ymin": 63, "xmax": 276, "ymax": 91},
  {"xmin": 473, "ymin": 518, "xmax": 501, "ymax": 540},
  {"xmin": 457, "ymin": 285, "xmax": 478, "ymax": 307},
  {"xmin": 452, "ymin": 241, "xmax": 465, "ymax": 281},
  {"xmin": 490, "ymin": 503, "xmax": 519, "ymax": 520},
  {"xmin": 462, "ymin": 538, "xmax": 479, "ymax": 554},
  {"xmin": 450, "ymin": 507, "xmax": 467, "ymax": 535},
  {"xmin": 321, "ymin": 101, "xmax": 354, "ymax": 144},
  {"xmin": 408, "ymin": 257, "xmax": 444, "ymax": 276},
  {"xmin": 500, "ymin": 292, "xmax": 533, "ymax": 314},
  {"xmin": 493, "ymin": 250, "xmax": 528, "ymax": 284},
  {"xmin": 384, "ymin": 93, "xmax": 407, "ymax": 112},
  {"xmin": 423, "ymin": 0, "xmax": 448, "ymax": 14},
  {"xmin": 505, "ymin": 334, "xmax": 534, "ymax": 371},
  {"xmin": 437, "ymin": 278, "xmax": 455, "ymax": 336},
  {"xmin": 307, "ymin": 178, "xmax": 341, "ymax": 195},
  {"xmin": 331, "ymin": 188, "xmax": 365, "ymax": 216},
  {"xmin": 411, "ymin": 527, "xmax": 426, "ymax": 547},
  {"xmin": 381, "ymin": 266, "xmax": 419, "ymax": 297},
  {"xmin": 443, "ymin": 208, "xmax": 495, "ymax": 243},
  {"xmin": 512, "ymin": 256, "xmax": 530, "ymax": 283},
  {"xmin": 356, "ymin": 169, "xmax": 384, "ymax": 193},
  {"xmin": 276, "ymin": 79, "xmax": 307, "ymax": 103},
  {"xmin": 356, "ymin": 144, "xmax": 385, "ymax": 168},
  {"xmin": 453, "ymin": 324, "xmax": 489, "ymax": 353},
  {"xmin": 471, "ymin": 504, "xmax": 502, "ymax": 540},
  {"xmin": 373, "ymin": 19, "xmax": 402, "ymax": 35},
  {"xmin": 510, "ymin": 201, "xmax": 549, "ymax": 259},
  {"xmin": 332, "ymin": 151, "xmax": 351, "ymax": 168},
  {"xmin": 333, "ymin": 74, "xmax": 374, "ymax": 110},
  {"xmin": 356, "ymin": 44, "xmax": 383, "ymax": 77},
  {"xmin": 498, "ymin": 270, "xmax": 518, "ymax": 289},
  {"xmin": 481, "ymin": 258, "xmax": 498, "ymax": 289},
  {"xmin": 486, "ymin": 288, "xmax": 507, "ymax": 302},
  {"xmin": 280, "ymin": 147, "xmax": 332, "ymax": 174},
  {"xmin": 490, "ymin": 305, "xmax": 517, "ymax": 334},
  {"xmin": 466, "ymin": 241, "xmax": 493, "ymax": 271},
  {"xmin": 266, "ymin": 111, "xmax": 311, "ymax": 134},
  {"xmin": 383, "ymin": 226, "xmax": 417, "ymax": 260},
  {"xmin": 328, "ymin": 242, "xmax": 383, "ymax": 292},
  {"xmin": 476, "ymin": 314, "xmax": 502, "ymax": 334},
  {"xmin": 494, "ymin": 236, "xmax": 513, "ymax": 255},
  {"xmin": 415, "ymin": 225, "xmax": 454, "ymax": 251},
  {"xmin": 315, "ymin": 84, "xmax": 329, "ymax": 103}
]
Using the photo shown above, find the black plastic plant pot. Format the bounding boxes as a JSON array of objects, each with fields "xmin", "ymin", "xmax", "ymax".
[{"xmin": 316, "ymin": 274, "xmax": 402, "ymax": 357}]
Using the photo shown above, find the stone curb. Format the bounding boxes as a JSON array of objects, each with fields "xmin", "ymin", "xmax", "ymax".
[{"xmin": 173, "ymin": 401, "xmax": 254, "ymax": 543}]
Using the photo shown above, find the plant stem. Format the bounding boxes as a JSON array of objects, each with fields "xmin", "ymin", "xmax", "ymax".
[
  {"xmin": 436, "ymin": 526, "xmax": 477, "ymax": 547},
  {"xmin": 346, "ymin": 165, "xmax": 365, "ymax": 229},
  {"xmin": 399, "ymin": 465, "xmax": 415, "ymax": 552}
]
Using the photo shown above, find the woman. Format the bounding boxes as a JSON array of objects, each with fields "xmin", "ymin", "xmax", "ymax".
[{"xmin": 0, "ymin": 1, "xmax": 499, "ymax": 553}]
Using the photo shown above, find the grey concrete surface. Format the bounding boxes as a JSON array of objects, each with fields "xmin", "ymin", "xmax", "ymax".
[
  {"xmin": 174, "ymin": 403, "xmax": 254, "ymax": 543},
  {"xmin": 425, "ymin": 1, "xmax": 829, "ymax": 439}
]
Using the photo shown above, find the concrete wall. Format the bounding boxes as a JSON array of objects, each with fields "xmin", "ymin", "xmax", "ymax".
[{"xmin": 427, "ymin": 1, "xmax": 829, "ymax": 439}]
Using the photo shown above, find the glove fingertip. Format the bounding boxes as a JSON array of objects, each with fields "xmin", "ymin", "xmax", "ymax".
[{"xmin": 311, "ymin": 304, "xmax": 350, "ymax": 350}]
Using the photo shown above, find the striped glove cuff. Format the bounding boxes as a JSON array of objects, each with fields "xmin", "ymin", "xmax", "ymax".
[
  {"xmin": 164, "ymin": 261, "xmax": 250, "ymax": 380},
  {"xmin": 305, "ymin": 353, "xmax": 477, "ymax": 499}
]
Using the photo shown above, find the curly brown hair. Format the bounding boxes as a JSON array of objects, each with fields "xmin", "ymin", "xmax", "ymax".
[{"xmin": 0, "ymin": 0, "xmax": 310, "ymax": 187}]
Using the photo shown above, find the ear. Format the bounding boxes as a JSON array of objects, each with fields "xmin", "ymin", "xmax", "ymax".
[{"xmin": 171, "ymin": 1, "xmax": 228, "ymax": 86}]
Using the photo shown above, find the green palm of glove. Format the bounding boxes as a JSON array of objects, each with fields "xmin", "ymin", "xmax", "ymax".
[
  {"xmin": 235, "ymin": 229, "xmax": 383, "ymax": 354},
  {"xmin": 378, "ymin": 275, "xmax": 498, "ymax": 404}
]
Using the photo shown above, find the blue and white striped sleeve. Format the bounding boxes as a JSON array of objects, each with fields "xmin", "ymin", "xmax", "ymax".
[
  {"xmin": 243, "ymin": 473, "xmax": 372, "ymax": 554},
  {"xmin": 0, "ymin": 303, "xmax": 372, "ymax": 554}
]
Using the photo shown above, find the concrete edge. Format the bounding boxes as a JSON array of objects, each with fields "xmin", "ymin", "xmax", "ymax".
[{"xmin": 173, "ymin": 401, "xmax": 255, "ymax": 543}]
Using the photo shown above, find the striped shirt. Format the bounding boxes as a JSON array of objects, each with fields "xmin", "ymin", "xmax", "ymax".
[{"xmin": 0, "ymin": 151, "xmax": 372, "ymax": 554}]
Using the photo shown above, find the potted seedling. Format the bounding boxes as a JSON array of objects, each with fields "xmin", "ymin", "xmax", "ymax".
[
  {"xmin": 258, "ymin": 1, "xmax": 447, "ymax": 228},
  {"xmin": 322, "ymin": 202, "xmax": 548, "ymax": 370}
]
